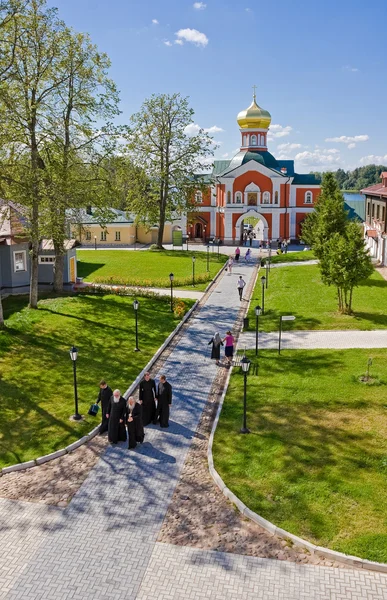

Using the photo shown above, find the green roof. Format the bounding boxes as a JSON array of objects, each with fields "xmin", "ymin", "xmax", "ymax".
[
  {"xmin": 292, "ymin": 173, "xmax": 320, "ymax": 185},
  {"xmin": 213, "ymin": 160, "xmax": 231, "ymax": 175}
]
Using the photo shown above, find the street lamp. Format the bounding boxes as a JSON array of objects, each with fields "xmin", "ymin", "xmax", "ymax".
[
  {"xmin": 203, "ymin": 225, "xmax": 206, "ymax": 243},
  {"xmin": 265, "ymin": 259, "xmax": 269, "ymax": 288},
  {"xmin": 278, "ymin": 315, "xmax": 295, "ymax": 355},
  {"xmin": 255, "ymin": 305, "xmax": 262, "ymax": 356},
  {"xmin": 268, "ymin": 247, "xmax": 272, "ymax": 272},
  {"xmin": 261, "ymin": 276, "xmax": 266, "ymax": 314},
  {"xmin": 169, "ymin": 273, "xmax": 174, "ymax": 312},
  {"xmin": 133, "ymin": 299, "xmax": 140, "ymax": 351},
  {"xmin": 94, "ymin": 235, "xmax": 97, "ymax": 251},
  {"xmin": 206, "ymin": 244, "xmax": 210, "ymax": 271},
  {"xmin": 240, "ymin": 355, "xmax": 251, "ymax": 434},
  {"xmin": 192, "ymin": 255, "xmax": 196, "ymax": 287},
  {"xmin": 69, "ymin": 346, "xmax": 81, "ymax": 420}
]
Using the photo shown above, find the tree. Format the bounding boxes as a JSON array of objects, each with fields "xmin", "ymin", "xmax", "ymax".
[
  {"xmin": 321, "ymin": 222, "xmax": 373, "ymax": 314},
  {"xmin": 125, "ymin": 93, "xmax": 214, "ymax": 248}
]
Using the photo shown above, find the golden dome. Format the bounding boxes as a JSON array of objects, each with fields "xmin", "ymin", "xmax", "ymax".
[{"xmin": 237, "ymin": 91, "xmax": 271, "ymax": 130}]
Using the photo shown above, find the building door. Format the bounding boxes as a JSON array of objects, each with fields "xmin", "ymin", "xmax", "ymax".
[
  {"xmin": 195, "ymin": 223, "xmax": 202, "ymax": 238},
  {"xmin": 69, "ymin": 256, "xmax": 76, "ymax": 283}
]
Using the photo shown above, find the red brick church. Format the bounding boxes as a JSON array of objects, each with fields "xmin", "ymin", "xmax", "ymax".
[{"xmin": 186, "ymin": 91, "xmax": 320, "ymax": 244}]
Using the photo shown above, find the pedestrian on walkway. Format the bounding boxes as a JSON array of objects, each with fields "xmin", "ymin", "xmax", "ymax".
[
  {"xmin": 96, "ymin": 379, "xmax": 112, "ymax": 434},
  {"xmin": 106, "ymin": 389, "xmax": 127, "ymax": 444},
  {"xmin": 126, "ymin": 396, "xmax": 144, "ymax": 449},
  {"xmin": 208, "ymin": 332, "xmax": 223, "ymax": 366},
  {"xmin": 223, "ymin": 330, "xmax": 235, "ymax": 366},
  {"xmin": 249, "ymin": 232, "xmax": 253, "ymax": 247},
  {"xmin": 245, "ymin": 248, "xmax": 251, "ymax": 262},
  {"xmin": 235, "ymin": 246, "xmax": 240, "ymax": 262},
  {"xmin": 139, "ymin": 371, "xmax": 157, "ymax": 426},
  {"xmin": 227, "ymin": 256, "xmax": 234, "ymax": 274},
  {"xmin": 237, "ymin": 275, "xmax": 246, "ymax": 301},
  {"xmin": 154, "ymin": 375, "xmax": 172, "ymax": 428}
]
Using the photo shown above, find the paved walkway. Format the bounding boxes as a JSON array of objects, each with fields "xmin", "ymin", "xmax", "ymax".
[
  {"xmin": 1, "ymin": 259, "xmax": 387, "ymax": 599},
  {"xmin": 239, "ymin": 329, "xmax": 387, "ymax": 350}
]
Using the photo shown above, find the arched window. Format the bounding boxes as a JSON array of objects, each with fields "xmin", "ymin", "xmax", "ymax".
[
  {"xmin": 250, "ymin": 135, "xmax": 257, "ymax": 146},
  {"xmin": 235, "ymin": 192, "xmax": 242, "ymax": 204},
  {"xmin": 195, "ymin": 190, "xmax": 203, "ymax": 203},
  {"xmin": 227, "ymin": 191, "xmax": 231, "ymax": 204},
  {"xmin": 262, "ymin": 191, "xmax": 271, "ymax": 204},
  {"xmin": 260, "ymin": 134, "xmax": 264, "ymax": 146},
  {"xmin": 305, "ymin": 191, "xmax": 313, "ymax": 204},
  {"xmin": 274, "ymin": 191, "xmax": 279, "ymax": 204}
]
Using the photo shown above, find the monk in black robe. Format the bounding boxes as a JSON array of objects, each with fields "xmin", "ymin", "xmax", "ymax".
[
  {"xmin": 139, "ymin": 372, "xmax": 156, "ymax": 426},
  {"xmin": 106, "ymin": 390, "xmax": 127, "ymax": 444},
  {"xmin": 154, "ymin": 375, "xmax": 172, "ymax": 428},
  {"xmin": 97, "ymin": 380, "xmax": 113, "ymax": 434},
  {"xmin": 126, "ymin": 396, "xmax": 144, "ymax": 449}
]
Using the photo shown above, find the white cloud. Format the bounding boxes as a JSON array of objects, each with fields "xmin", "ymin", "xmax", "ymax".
[
  {"xmin": 193, "ymin": 2, "xmax": 206, "ymax": 9},
  {"xmin": 175, "ymin": 39, "xmax": 184, "ymax": 45},
  {"xmin": 359, "ymin": 154, "xmax": 387, "ymax": 166},
  {"xmin": 267, "ymin": 124, "xmax": 292, "ymax": 140},
  {"xmin": 152, "ymin": 19, "xmax": 159, "ymax": 24},
  {"xmin": 294, "ymin": 149, "xmax": 342, "ymax": 170},
  {"xmin": 347, "ymin": 143, "xmax": 356, "ymax": 150},
  {"xmin": 221, "ymin": 153, "xmax": 229, "ymax": 158},
  {"xmin": 343, "ymin": 65, "xmax": 359, "ymax": 72},
  {"xmin": 325, "ymin": 134, "xmax": 369, "ymax": 144},
  {"xmin": 175, "ymin": 28, "xmax": 208, "ymax": 47},
  {"xmin": 326, "ymin": 148, "xmax": 340, "ymax": 154},
  {"xmin": 164, "ymin": 40, "xmax": 172, "ymax": 47},
  {"xmin": 205, "ymin": 125, "xmax": 223, "ymax": 134},
  {"xmin": 245, "ymin": 7, "xmax": 252, "ymax": 12},
  {"xmin": 184, "ymin": 123, "xmax": 224, "ymax": 136},
  {"xmin": 277, "ymin": 142, "xmax": 302, "ymax": 151}
]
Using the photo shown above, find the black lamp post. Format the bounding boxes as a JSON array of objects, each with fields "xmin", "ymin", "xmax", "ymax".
[
  {"xmin": 206, "ymin": 244, "xmax": 210, "ymax": 271},
  {"xmin": 69, "ymin": 346, "xmax": 81, "ymax": 420},
  {"xmin": 94, "ymin": 235, "xmax": 97, "ymax": 251},
  {"xmin": 240, "ymin": 355, "xmax": 251, "ymax": 434},
  {"xmin": 133, "ymin": 299, "xmax": 140, "ymax": 351},
  {"xmin": 255, "ymin": 305, "xmax": 262, "ymax": 356},
  {"xmin": 265, "ymin": 259, "xmax": 269, "ymax": 288},
  {"xmin": 261, "ymin": 276, "xmax": 266, "ymax": 314},
  {"xmin": 192, "ymin": 255, "xmax": 196, "ymax": 287},
  {"xmin": 203, "ymin": 225, "xmax": 206, "ymax": 244},
  {"xmin": 278, "ymin": 315, "xmax": 295, "ymax": 355},
  {"xmin": 268, "ymin": 247, "xmax": 272, "ymax": 272},
  {"xmin": 169, "ymin": 273, "xmax": 174, "ymax": 312}
]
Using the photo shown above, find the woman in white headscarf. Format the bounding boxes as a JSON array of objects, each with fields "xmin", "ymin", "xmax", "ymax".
[{"xmin": 208, "ymin": 332, "xmax": 223, "ymax": 366}]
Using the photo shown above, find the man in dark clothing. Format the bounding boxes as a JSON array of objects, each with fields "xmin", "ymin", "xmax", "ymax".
[
  {"xmin": 126, "ymin": 396, "xmax": 144, "ymax": 449},
  {"xmin": 154, "ymin": 375, "xmax": 172, "ymax": 428},
  {"xmin": 97, "ymin": 380, "xmax": 113, "ymax": 434},
  {"xmin": 139, "ymin": 372, "xmax": 156, "ymax": 426},
  {"xmin": 106, "ymin": 389, "xmax": 127, "ymax": 444}
]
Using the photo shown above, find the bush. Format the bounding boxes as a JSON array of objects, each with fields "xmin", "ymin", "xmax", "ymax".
[{"xmin": 149, "ymin": 244, "xmax": 164, "ymax": 251}]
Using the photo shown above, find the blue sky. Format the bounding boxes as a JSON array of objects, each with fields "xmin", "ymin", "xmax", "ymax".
[{"xmin": 50, "ymin": 0, "xmax": 387, "ymax": 172}]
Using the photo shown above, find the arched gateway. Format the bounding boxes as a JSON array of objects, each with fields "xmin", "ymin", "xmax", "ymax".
[{"xmin": 234, "ymin": 210, "xmax": 269, "ymax": 242}]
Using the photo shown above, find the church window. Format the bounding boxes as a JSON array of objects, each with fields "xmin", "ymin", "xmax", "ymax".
[
  {"xmin": 305, "ymin": 191, "xmax": 313, "ymax": 204},
  {"xmin": 235, "ymin": 192, "xmax": 242, "ymax": 204},
  {"xmin": 260, "ymin": 134, "xmax": 265, "ymax": 145},
  {"xmin": 274, "ymin": 191, "xmax": 279, "ymax": 204},
  {"xmin": 195, "ymin": 190, "xmax": 203, "ymax": 203},
  {"xmin": 227, "ymin": 191, "xmax": 231, "ymax": 204},
  {"xmin": 250, "ymin": 135, "xmax": 257, "ymax": 146},
  {"xmin": 262, "ymin": 191, "xmax": 271, "ymax": 204}
]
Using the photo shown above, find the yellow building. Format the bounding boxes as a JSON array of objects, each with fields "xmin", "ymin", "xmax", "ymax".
[{"xmin": 68, "ymin": 208, "xmax": 181, "ymax": 246}]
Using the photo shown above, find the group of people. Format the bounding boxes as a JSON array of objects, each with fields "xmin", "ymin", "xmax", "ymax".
[
  {"xmin": 227, "ymin": 248, "xmax": 252, "ymax": 273},
  {"xmin": 97, "ymin": 374, "xmax": 173, "ymax": 449},
  {"xmin": 208, "ymin": 330, "xmax": 235, "ymax": 366}
]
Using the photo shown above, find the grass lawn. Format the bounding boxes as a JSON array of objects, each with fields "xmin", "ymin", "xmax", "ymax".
[
  {"xmin": 77, "ymin": 249, "xmax": 227, "ymax": 291},
  {"xmin": 247, "ymin": 264, "xmax": 387, "ymax": 331},
  {"xmin": 268, "ymin": 250, "xmax": 315, "ymax": 264},
  {"xmin": 0, "ymin": 293, "xmax": 193, "ymax": 468},
  {"xmin": 213, "ymin": 349, "xmax": 387, "ymax": 562}
]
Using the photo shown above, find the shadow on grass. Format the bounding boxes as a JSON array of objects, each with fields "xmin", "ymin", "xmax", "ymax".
[{"xmin": 76, "ymin": 260, "xmax": 106, "ymax": 278}]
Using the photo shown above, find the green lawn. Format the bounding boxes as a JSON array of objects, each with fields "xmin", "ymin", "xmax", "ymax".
[
  {"xmin": 247, "ymin": 264, "xmax": 387, "ymax": 331},
  {"xmin": 77, "ymin": 249, "xmax": 227, "ymax": 290},
  {"xmin": 0, "ymin": 293, "xmax": 193, "ymax": 467},
  {"xmin": 268, "ymin": 250, "xmax": 315, "ymax": 264},
  {"xmin": 213, "ymin": 349, "xmax": 387, "ymax": 562}
]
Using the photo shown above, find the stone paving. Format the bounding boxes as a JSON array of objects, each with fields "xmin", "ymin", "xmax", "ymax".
[
  {"xmin": 1, "ymin": 259, "xmax": 387, "ymax": 599},
  {"xmin": 239, "ymin": 329, "xmax": 387, "ymax": 350}
]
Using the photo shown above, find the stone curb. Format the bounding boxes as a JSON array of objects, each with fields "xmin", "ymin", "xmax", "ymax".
[
  {"xmin": 207, "ymin": 281, "xmax": 387, "ymax": 574},
  {"xmin": 0, "ymin": 263, "xmax": 226, "ymax": 476}
]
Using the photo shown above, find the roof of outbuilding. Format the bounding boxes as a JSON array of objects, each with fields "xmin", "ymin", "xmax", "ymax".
[{"xmin": 66, "ymin": 208, "xmax": 134, "ymax": 224}]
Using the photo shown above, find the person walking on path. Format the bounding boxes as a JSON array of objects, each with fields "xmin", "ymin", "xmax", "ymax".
[
  {"xmin": 139, "ymin": 372, "xmax": 157, "ymax": 426},
  {"xmin": 126, "ymin": 396, "xmax": 144, "ymax": 449},
  {"xmin": 106, "ymin": 389, "xmax": 127, "ymax": 444},
  {"xmin": 245, "ymin": 248, "xmax": 251, "ymax": 262},
  {"xmin": 227, "ymin": 256, "xmax": 234, "ymax": 274},
  {"xmin": 235, "ymin": 246, "xmax": 240, "ymax": 262},
  {"xmin": 154, "ymin": 375, "xmax": 172, "ymax": 428},
  {"xmin": 96, "ymin": 379, "xmax": 112, "ymax": 434},
  {"xmin": 223, "ymin": 330, "xmax": 235, "ymax": 366},
  {"xmin": 208, "ymin": 332, "xmax": 223, "ymax": 366},
  {"xmin": 237, "ymin": 275, "xmax": 246, "ymax": 301}
]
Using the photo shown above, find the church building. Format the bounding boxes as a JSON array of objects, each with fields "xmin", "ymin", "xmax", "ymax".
[{"xmin": 187, "ymin": 92, "xmax": 320, "ymax": 244}]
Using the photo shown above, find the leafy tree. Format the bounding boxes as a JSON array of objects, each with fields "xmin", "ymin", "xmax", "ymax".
[{"xmin": 124, "ymin": 93, "xmax": 214, "ymax": 248}]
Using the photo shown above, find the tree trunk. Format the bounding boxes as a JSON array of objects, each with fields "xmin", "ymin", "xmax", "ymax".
[
  {"xmin": 348, "ymin": 286, "xmax": 354, "ymax": 313},
  {"xmin": 157, "ymin": 206, "xmax": 166, "ymax": 248},
  {"xmin": 29, "ymin": 237, "xmax": 39, "ymax": 309},
  {"xmin": 53, "ymin": 242, "xmax": 65, "ymax": 293},
  {"xmin": 0, "ymin": 294, "xmax": 4, "ymax": 328}
]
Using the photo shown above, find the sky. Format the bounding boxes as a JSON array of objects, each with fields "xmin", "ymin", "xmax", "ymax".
[{"xmin": 49, "ymin": 0, "xmax": 387, "ymax": 173}]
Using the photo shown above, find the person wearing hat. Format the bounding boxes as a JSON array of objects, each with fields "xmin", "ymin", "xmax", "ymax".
[
  {"xmin": 97, "ymin": 380, "xmax": 113, "ymax": 434},
  {"xmin": 154, "ymin": 375, "xmax": 172, "ymax": 428},
  {"xmin": 106, "ymin": 389, "xmax": 127, "ymax": 444},
  {"xmin": 139, "ymin": 372, "xmax": 157, "ymax": 426},
  {"xmin": 126, "ymin": 396, "xmax": 144, "ymax": 449}
]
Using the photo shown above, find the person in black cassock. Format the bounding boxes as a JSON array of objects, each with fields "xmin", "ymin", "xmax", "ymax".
[
  {"xmin": 126, "ymin": 396, "xmax": 144, "ymax": 449},
  {"xmin": 106, "ymin": 389, "xmax": 127, "ymax": 444},
  {"xmin": 139, "ymin": 372, "xmax": 156, "ymax": 426},
  {"xmin": 154, "ymin": 375, "xmax": 172, "ymax": 428},
  {"xmin": 97, "ymin": 380, "xmax": 113, "ymax": 434}
]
